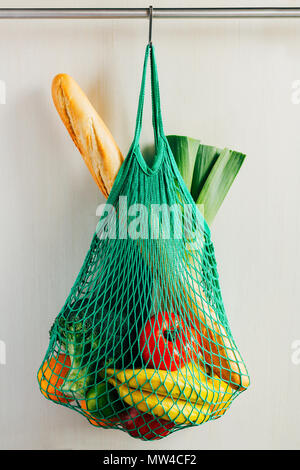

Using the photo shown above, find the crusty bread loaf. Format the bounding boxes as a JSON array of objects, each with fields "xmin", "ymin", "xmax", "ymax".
[{"xmin": 52, "ymin": 73, "xmax": 124, "ymax": 198}]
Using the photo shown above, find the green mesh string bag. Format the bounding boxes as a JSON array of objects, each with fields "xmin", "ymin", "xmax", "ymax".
[{"xmin": 37, "ymin": 44, "xmax": 250, "ymax": 441}]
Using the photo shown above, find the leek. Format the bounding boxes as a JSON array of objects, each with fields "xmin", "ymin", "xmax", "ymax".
[
  {"xmin": 196, "ymin": 149, "xmax": 245, "ymax": 226},
  {"xmin": 166, "ymin": 135, "xmax": 245, "ymax": 225},
  {"xmin": 191, "ymin": 144, "xmax": 221, "ymax": 202},
  {"xmin": 167, "ymin": 135, "xmax": 200, "ymax": 193}
]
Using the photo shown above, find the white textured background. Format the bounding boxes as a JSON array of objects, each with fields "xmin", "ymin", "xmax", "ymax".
[{"xmin": 0, "ymin": 0, "xmax": 300, "ymax": 450}]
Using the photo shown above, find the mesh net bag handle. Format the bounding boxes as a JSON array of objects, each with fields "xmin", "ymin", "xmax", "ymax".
[
  {"xmin": 38, "ymin": 44, "xmax": 250, "ymax": 441},
  {"xmin": 133, "ymin": 43, "xmax": 166, "ymax": 157}
]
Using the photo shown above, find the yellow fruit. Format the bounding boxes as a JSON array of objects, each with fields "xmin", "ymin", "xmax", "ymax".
[
  {"xmin": 106, "ymin": 362, "xmax": 234, "ymax": 407},
  {"xmin": 109, "ymin": 377, "xmax": 210, "ymax": 425},
  {"xmin": 106, "ymin": 362, "xmax": 235, "ymax": 425}
]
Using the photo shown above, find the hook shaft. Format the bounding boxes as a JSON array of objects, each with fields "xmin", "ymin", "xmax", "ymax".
[{"xmin": 148, "ymin": 5, "xmax": 153, "ymax": 45}]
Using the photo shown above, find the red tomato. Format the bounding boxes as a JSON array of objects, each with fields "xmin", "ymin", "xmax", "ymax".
[
  {"xmin": 140, "ymin": 311, "xmax": 203, "ymax": 371},
  {"xmin": 119, "ymin": 408, "xmax": 174, "ymax": 440}
]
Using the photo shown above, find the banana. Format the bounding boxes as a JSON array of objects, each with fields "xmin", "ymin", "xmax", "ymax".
[
  {"xmin": 106, "ymin": 363, "xmax": 234, "ymax": 406},
  {"xmin": 106, "ymin": 362, "xmax": 235, "ymax": 424},
  {"xmin": 107, "ymin": 365, "xmax": 210, "ymax": 404},
  {"xmin": 109, "ymin": 377, "xmax": 211, "ymax": 425}
]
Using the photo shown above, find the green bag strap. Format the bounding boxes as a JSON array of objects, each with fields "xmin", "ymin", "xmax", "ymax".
[{"xmin": 133, "ymin": 44, "xmax": 166, "ymax": 150}]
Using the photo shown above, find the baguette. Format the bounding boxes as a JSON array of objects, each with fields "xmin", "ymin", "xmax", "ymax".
[{"xmin": 52, "ymin": 73, "xmax": 124, "ymax": 197}]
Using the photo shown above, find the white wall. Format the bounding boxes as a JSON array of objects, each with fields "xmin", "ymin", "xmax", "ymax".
[{"xmin": 0, "ymin": 0, "xmax": 300, "ymax": 450}]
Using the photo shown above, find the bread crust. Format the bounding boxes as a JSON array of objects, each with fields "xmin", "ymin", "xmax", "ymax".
[{"xmin": 52, "ymin": 73, "xmax": 124, "ymax": 197}]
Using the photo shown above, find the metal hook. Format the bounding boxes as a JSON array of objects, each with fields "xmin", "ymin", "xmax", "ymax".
[{"xmin": 148, "ymin": 5, "xmax": 153, "ymax": 46}]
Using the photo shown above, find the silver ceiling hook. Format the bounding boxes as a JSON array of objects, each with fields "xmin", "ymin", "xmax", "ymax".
[{"xmin": 148, "ymin": 6, "xmax": 153, "ymax": 46}]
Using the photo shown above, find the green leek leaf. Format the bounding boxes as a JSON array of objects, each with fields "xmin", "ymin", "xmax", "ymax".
[
  {"xmin": 167, "ymin": 135, "xmax": 246, "ymax": 225},
  {"xmin": 191, "ymin": 144, "xmax": 221, "ymax": 202},
  {"xmin": 196, "ymin": 148, "xmax": 246, "ymax": 226},
  {"xmin": 167, "ymin": 135, "xmax": 200, "ymax": 192}
]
